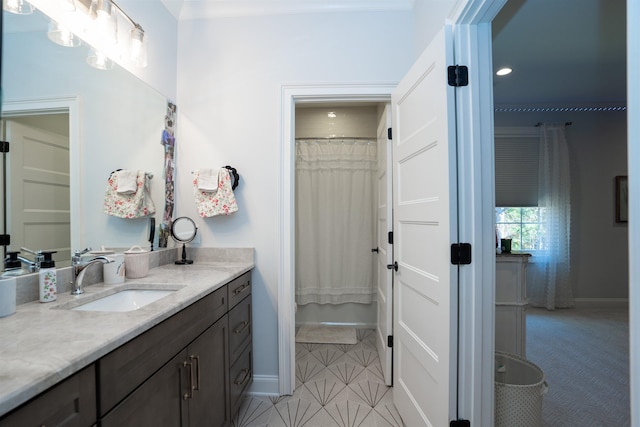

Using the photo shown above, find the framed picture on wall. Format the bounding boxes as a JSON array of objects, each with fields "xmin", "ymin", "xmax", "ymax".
[{"xmin": 615, "ymin": 175, "xmax": 628, "ymax": 223}]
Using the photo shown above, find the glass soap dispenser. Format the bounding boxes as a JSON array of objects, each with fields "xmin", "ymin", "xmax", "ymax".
[{"xmin": 39, "ymin": 251, "xmax": 57, "ymax": 303}]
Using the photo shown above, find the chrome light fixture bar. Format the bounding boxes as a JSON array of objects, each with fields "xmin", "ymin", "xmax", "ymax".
[{"xmin": 17, "ymin": 0, "xmax": 148, "ymax": 70}]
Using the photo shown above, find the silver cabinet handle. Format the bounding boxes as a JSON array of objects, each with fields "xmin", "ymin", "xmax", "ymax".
[
  {"xmin": 234, "ymin": 368, "xmax": 252, "ymax": 385},
  {"xmin": 233, "ymin": 283, "xmax": 250, "ymax": 295},
  {"xmin": 190, "ymin": 355, "xmax": 201, "ymax": 391},
  {"xmin": 234, "ymin": 320, "xmax": 250, "ymax": 335},
  {"xmin": 183, "ymin": 361, "xmax": 194, "ymax": 399}
]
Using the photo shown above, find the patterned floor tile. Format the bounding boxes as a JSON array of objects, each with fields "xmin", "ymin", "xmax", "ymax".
[{"xmin": 234, "ymin": 329, "xmax": 404, "ymax": 427}]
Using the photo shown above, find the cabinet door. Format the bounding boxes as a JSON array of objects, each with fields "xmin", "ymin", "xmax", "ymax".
[
  {"xmin": 100, "ymin": 350, "xmax": 189, "ymax": 427},
  {"xmin": 187, "ymin": 316, "xmax": 230, "ymax": 427},
  {"xmin": 98, "ymin": 285, "xmax": 227, "ymax": 416},
  {"xmin": 0, "ymin": 365, "xmax": 96, "ymax": 427}
]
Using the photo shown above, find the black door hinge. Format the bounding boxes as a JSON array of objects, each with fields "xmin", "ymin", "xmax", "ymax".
[
  {"xmin": 387, "ymin": 127, "xmax": 392, "ymax": 140},
  {"xmin": 0, "ymin": 141, "xmax": 9, "ymax": 153},
  {"xmin": 448, "ymin": 65, "xmax": 469, "ymax": 87},
  {"xmin": 451, "ymin": 243, "xmax": 472, "ymax": 265},
  {"xmin": 387, "ymin": 335, "xmax": 393, "ymax": 348},
  {"xmin": 450, "ymin": 420, "xmax": 470, "ymax": 427},
  {"xmin": 388, "ymin": 231, "xmax": 393, "ymax": 245},
  {"xmin": 0, "ymin": 234, "xmax": 10, "ymax": 246}
]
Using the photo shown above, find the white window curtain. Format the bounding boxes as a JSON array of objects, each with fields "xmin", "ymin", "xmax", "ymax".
[
  {"xmin": 528, "ymin": 124, "xmax": 574, "ymax": 309},
  {"xmin": 295, "ymin": 139, "xmax": 377, "ymax": 305}
]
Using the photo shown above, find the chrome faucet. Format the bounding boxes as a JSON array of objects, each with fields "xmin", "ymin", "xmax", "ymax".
[
  {"xmin": 19, "ymin": 247, "xmax": 44, "ymax": 272},
  {"xmin": 71, "ymin": 249, "xmax": 113, "ymax": 295}
]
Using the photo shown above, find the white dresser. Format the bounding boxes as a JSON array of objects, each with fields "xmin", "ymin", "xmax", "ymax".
[{"xmin": 495, "ymin": 252, "xmax": 531, "ymax": 356}]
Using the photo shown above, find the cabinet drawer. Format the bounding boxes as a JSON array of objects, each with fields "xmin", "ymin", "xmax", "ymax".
[
  {"xmin": 228, "ymin": 294, "xmax": 252, "ymax": 364},
  {"xmin": 97, "ymin": 285, "xmax": 228, "ymax": 416},
  {"xmin": 229, "ymin": 347, "xmax": 252, "ymax": 419},
  {"xmin": 227, "ymin": 272, "xmax": 251, "ymax": 310},
  {"xmin": 0, "ymin": 365, "xmax": 96, "ymax": 427}
]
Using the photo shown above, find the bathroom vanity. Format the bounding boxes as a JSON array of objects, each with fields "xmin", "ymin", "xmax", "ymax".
[
  {"xmin": 495, "ymin": 252, "xmax": 531, "ymax": 357},
  {"xmin": 0, "ymin": 249, "xmax": 253, "ymax": 427}
]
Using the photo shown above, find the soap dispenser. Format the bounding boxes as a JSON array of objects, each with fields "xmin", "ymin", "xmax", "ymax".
[
  {"xmin": 2, "ymin": 251, "xmax": 26, "ymax": 277},
  {"xmin": 39, "ymin": 251, "xmax": 57, "ymax": 303}
]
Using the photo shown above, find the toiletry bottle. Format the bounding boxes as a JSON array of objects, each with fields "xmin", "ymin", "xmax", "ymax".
[
  {"xmin": 2, "ymin": 251, "xmax": 27, "ymax": 277},
  {"xmin": 39, "ymin": 251, "xmax": 57, "ymax": 303}
]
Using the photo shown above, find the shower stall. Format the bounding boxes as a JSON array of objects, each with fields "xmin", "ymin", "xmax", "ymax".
[{"xmin": 294, "ymin": 105, "xmax": 383, "ymax": 328}]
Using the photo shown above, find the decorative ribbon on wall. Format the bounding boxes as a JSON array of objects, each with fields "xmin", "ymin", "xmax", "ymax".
[{"xmin": 158, "ymin": 100, "xmax": 177, "ymax": 248}]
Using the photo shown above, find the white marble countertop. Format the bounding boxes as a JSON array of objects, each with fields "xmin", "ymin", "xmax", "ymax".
[{"xmin": 0, "ymin": 256, "xmax": 254, "ymax": 417}]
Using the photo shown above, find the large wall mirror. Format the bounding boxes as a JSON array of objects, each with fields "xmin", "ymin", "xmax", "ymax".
[{"xmin": 2, "ymin": 8, "xmax": 167, "ymax": 270}]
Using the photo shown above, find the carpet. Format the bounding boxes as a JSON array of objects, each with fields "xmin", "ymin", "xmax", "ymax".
[
  {"xmin": 526, "ymin": 307, "xmax": 630, "ymax": 426},
  {"xmin": 295, "ymin": 325, "xmax": 358, "ymax": 344}
]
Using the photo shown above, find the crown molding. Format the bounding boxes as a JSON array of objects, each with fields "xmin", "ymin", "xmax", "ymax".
[{"xmin": 170, "ymin": 0, "xmax": 413, "ymax": 20}]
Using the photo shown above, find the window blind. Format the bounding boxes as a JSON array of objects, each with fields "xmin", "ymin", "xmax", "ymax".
[{"xmin": 495, "ymin": 132, "xmax": 539, "ymax": 207}]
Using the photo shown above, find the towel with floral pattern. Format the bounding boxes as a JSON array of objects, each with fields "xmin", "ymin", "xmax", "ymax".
[
  {"xmin": 103, "ymin": 170, "xmax": 156, "ymax": 218},
  {"xmin": 193, "ymin": 168, "xmax": 238, "ymax": 217}
]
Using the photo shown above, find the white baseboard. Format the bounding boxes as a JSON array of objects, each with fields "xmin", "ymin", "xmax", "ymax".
[
  {"xmin": 573, "ymin": 298, "xmax": 629, "ymax": 309},
  {"xmin": 248, "ymin": 375, "xmax": 281, "ymax": 397}
]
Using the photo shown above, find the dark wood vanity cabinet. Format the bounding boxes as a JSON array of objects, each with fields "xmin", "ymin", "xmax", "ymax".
[
  {"xmin": 0, "ymin": 364, "xmax": 97, "ymax": 427},
  {"xmin": 100, "ymin": 319, "xmax": 229, "ymax": 427},
  {"xmin": 99, "ymin": 271, "xmax": 252, "ymax": 426},
  {"xmin": 0, "ymin": 271, "xmax": 252, "ymax": 427}
]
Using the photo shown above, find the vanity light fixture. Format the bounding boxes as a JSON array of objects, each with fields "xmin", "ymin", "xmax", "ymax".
[
  {"xmin": 129, "ymin": 24, "xmax": 147, "ymax": 68},
  {"xmin": 48, "ymin": 20, "xmax": 81, "ymax": 47},
  {"xmin": 496, "ymin": 67, "xmax": 513, "ymax": 76},
  {"xmin": 89, "ymin": 0, "xmax": 118, "ymax": 46},
  {"xmin": 88, "ymin": 0, "xmax": 148, "ymax": 68},
  {"xmin": 3, "ymin": 0, "xmax": 34, "ymax": 14},
  {"xmin": 87, "ymin": 47, "xmax": 113, "ymax": 70},
  {"xmin": 61, "ymin": 0, "xmax": 76, "ymax": 12}
]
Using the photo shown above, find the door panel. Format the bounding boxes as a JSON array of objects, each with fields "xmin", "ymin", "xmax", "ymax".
[
  {"xmin": 391, "ymin": 27, "xmax": 458, "ymax": 426},
  {"xmin": 376, "ymin": 103, "xmax": 393, "ymax": 386},
  {"xmin": 6, "ymin": 120, "xmax": 70, "ymax": 265}
]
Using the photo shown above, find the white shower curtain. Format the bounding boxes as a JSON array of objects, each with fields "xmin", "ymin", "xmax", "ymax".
[
  {"xmin": 295, "ymin": 139, "xmax": 377, "ymax": 305},
  {"xmin": 528, "ymin": 124, "xmax": 574, "ymax": 309}
]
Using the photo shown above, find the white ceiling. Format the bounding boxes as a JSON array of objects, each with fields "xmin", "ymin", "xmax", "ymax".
[{"xmin": 492, "ymin": 0, "xmax": 626, "ymax": 108}]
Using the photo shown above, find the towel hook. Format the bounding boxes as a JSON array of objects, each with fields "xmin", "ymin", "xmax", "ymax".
[{"xmin": 224, "ymin": 165, "xmax": 240, "ymax": 190}]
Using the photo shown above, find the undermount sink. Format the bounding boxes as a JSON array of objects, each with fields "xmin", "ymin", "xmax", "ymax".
[{"xmin": 71, "ymin": 289, "xmax": 176, "ymax": 312}]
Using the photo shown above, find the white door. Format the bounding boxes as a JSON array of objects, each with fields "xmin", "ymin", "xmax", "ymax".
[
  {"xmin": 6, "ymin": 120, "xmax": 71, "ymax": 266},
  {"xmin": 375, "ymin": 103, "xmax": 393, "ymax": 386},
  {"xmin": 391, "ymin": 27, "xmax": 459, "ymax": 426}
]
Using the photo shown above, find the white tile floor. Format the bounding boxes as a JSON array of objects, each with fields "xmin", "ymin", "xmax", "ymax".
[{"xmin": 233, "ymin": 329, "xmax": 405, "ymax": 427}]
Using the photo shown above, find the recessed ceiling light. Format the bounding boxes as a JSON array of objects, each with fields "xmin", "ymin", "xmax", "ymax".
[
  {"xmin": 496, "ymin": 67, "xmax": 513, "ymax": 76},
  {"xmin": 327, "ymin": 112, "xmax": 336, "ymax": 118}
]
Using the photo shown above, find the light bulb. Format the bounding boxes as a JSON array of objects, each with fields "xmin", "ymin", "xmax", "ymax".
[
  {"xmin": 87, "ymin": 48, "xmax": 113, "ymax": 70},
  {"xmin": 48, "ymin": 21, "xmax": 81, "ymax": 48},
  {"xmin": 129, "ymin": 25, "xmax": 147, "ymax": 67},
  {"xmin": 62, "ymin": 0, "xmax": 76, "ymax": 12},
  {"xmin": 3, "ymin": 0, "xmax": 34, "ymax": 14}
]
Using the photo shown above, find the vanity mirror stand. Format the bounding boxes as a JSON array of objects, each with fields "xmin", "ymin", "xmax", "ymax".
[{"xmin": 171, "ymin": 217, "xmax": 197, "ymax": 265}]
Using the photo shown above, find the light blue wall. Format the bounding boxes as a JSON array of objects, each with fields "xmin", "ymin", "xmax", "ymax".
[{"xmin": 175, "ymin": 10, "xmax": 415, "ymax": 389}]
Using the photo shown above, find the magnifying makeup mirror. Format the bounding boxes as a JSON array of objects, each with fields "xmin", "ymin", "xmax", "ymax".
[{"xmin": 171, "ymin": 217, "xmax": 198, "ymax": 265}]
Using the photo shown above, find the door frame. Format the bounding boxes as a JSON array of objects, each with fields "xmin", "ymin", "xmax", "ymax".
[
  {"xmin": 278, "ymin": 0, "xmax": 507, "ymax": 422},
  {"xmin": 279, "ymin": 83, "xmax": 395, "ymax": 395},
  {"xmin": 1, "ymin": 97, "xmax": 81, "ymax": 252}
]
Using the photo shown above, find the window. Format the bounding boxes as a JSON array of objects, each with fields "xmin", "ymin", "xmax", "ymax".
[{"xmin": 495, "ymin": 207, "xmax": 547, "ymax": 252}]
